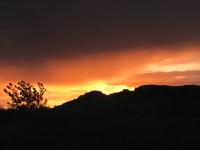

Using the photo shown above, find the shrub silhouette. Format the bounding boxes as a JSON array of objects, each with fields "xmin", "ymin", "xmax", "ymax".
[{"xmin": 4, "ymin": 80, "xmax": 48, "ymax": 110}]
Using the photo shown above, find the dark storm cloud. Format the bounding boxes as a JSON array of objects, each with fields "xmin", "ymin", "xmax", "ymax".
[{"xmin": 0, "ymin": 0, "xmax": 199, "ymax": 64}]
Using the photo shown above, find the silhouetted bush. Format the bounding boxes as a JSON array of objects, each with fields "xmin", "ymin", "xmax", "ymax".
[{"xmin": 4, "ymin": 80, "xmax": 48, "ymax": 110}]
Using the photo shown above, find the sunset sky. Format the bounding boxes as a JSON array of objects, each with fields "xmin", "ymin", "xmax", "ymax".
[{"xmin": 0, "ymin": 0, "xmax": 199, "ymax": 107}]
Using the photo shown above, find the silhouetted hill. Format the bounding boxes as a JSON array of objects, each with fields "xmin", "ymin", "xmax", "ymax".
[
  {"xmin": 57, "ymin": 91, "xmax": 107, "ymax": 111},
  {"xmin": 1, "ymin": 85, "xmax": 200, "ymax": 149},
  {"xmin": 55, "ymin": 85, "xmax": 200, "ymax": 111}
]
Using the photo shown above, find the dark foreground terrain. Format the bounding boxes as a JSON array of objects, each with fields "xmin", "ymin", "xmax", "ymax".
[{"xmin": 0, "ymin": 85, "xmax": 200, "ymax": 149}]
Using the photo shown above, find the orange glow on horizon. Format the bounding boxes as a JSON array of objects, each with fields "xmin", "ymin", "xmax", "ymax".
[
  {"xmin": 0, "ymin": 46, "xmax": 200, "ymax": 108},
  {"xmin": 45, "ymin": 82, "xmax": 135, "ymax": 107},
  {"xmin": 0, "ymin": 81, "xmax": 135, "ymax": 108}
]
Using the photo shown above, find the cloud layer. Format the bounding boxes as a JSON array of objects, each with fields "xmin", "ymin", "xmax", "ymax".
[
  {"xmin": 0, "ymin": 1, "xmax": 199, "ymax": 64},
  {"xmin": 0, "ymin": 1, "xmax": 200, "ymax": 107}
]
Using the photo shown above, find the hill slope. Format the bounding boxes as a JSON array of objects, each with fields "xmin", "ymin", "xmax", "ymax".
[
  {"xmin": 55, "ymin": 85, "xmax": 200, "ymax": 111},
  {"xmin": 1, "ymin": 85, "xmax": 200, "ymax": 149}
]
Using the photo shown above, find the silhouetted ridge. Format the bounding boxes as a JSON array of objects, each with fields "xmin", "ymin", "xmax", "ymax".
[
  {"xmin": 56, "ymin": 85, "xmax": 200, "ymax": 111},
  {"xmin": 58, "ymin": 91, "xmax": 107, "ymax": 111},
  {"xmin": 134, "ymin": 85, "xmax": 200, "ymax": 102},
  {"xmin": 77, "ymin": 90, "xmax": 106, "ymax": 99},
  {"xmin": 107, "ymin": 89, "xmax": 134, "ymax": 105},
  {"xmin": 2, "ymin": 85, "xmax": 200, "ymax": 149}
]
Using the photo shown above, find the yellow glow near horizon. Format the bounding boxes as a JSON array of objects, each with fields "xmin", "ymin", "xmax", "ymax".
[
  {"xmin": 44, "ymin": 82, "xmax": 135, "ymax": 107},
  {"xmin": 0, "ymin": 81, "xmax": 135, "ymax": 108}
]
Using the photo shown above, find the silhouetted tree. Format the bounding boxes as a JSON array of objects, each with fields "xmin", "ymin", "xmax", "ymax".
[{"xmin": 4, "ymin": 80, "xmax": 48, "ymax": 110}]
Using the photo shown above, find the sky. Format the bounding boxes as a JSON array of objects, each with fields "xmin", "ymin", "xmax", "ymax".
[{"xmin": 0, "ymin": 0, "xmax": 200, "ymax": 107}]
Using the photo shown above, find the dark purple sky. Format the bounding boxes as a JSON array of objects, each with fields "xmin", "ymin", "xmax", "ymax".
[{"xmin": 0, "ymin": 0, "xmax": 199, "ymax": 64}]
